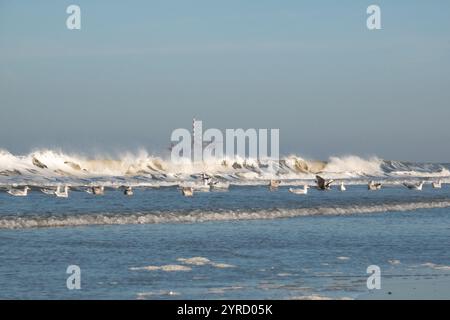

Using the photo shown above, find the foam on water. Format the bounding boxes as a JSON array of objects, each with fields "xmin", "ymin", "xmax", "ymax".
[
  {"xmin": 1, "ymin": 199, "xmax": 450, "ymax": 229},
  {"xmin": 1, "ymin": 148, "xmax": 449, "ymax": 187},
  {"xmin": 176, "ymin": 257, "xmax": 235, "ymax": 268},
  {"xmin": 421, "ymin": 263, "xmax": 450, "ymax": 271},
  {"xmin": 208, "ymin": 286, "xmax": 244, "ymax": 294},
  {"xmin": 130, "ymin": 264, "xmax": 192, "ymax": 272},
  {"xmin": 177, "ymin": 257, "xmax": 211, "ymax": 266},
  {"xmin": 337, "ymin": 256, "xmax": 351, "ymax": 261},
  {"xmin": 290, "ymin": 294, "xmax": 334, "ymax": 300},
  {"xmin": 136, "ymin": 291, "xmax": 180, "ymax": 299}
]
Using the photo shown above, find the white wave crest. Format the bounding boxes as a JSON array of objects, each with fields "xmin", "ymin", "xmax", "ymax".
[
  {"xmin": 1, "ymin": 200, "xmax": 449, "ymax": 229},
  {"xmin": 0, "ymin": 148, "xmax": 448, "ymax": 184},
  {"xmin": 324, "ymin": 156, "xmax": 383, "ymax": 177}
]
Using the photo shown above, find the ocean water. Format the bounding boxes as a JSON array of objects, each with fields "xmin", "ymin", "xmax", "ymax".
[{"xmin": 0, "ymin": 183, "xmax": 449, "ymax": 299}]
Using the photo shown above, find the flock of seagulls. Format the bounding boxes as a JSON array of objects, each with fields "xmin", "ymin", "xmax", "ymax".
[
  {"xmin": 179, "ymin": 173, "xmax": 230, "ymax": 197},
  {"xmin": 6, "ymin": 185, "xmax": 115, "ymax": 198},
  {"xmin": 40, "ymin": 185, "xmax": 70, "ymax": 198},
  {"xmin": 285, "ymin": 176, "xmax": 443, "ymax": 196},
  {"xmin": 3, "ymin": 176, "xmax": 445, "ymax": 198}
]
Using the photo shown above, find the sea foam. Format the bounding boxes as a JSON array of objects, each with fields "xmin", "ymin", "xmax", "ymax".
[{"xmin": 1, "ymin": 199, "xmax": 450, "ymax": 229}]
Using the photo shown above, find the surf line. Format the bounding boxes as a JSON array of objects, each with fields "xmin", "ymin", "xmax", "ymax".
[{"xmin": 177, "ymin": 304, "xmax": 211, "ymax": 318}]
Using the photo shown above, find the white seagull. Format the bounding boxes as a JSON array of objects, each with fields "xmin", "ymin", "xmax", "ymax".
[
  {"xmin": 7, "ymin": 186, "xmax": 31, "ymax": 197},
  {"xmin": 55, "ymin": 185, "xmax": 69, "ymax": 198},
  {"xmin": 403, "ymin": 181, "xmax": 424, "ymax": 191},
  {"xmin": 339, "ymin": 182, "xmax": 346, "ymax": 191},
  {"xmin": 432, "ymin": 180, "xmax": 442, "ymax": 189},
  {"xmin": 190, "ymin": 174, "xmax": 211, "ymax": 192},
  {"xmin": 41, "ymin": 187, "xmax": 57, "ymax": 195},
  {"xmin": 289, "ymin": 185, "xmax": 309, "ymax": 195}
]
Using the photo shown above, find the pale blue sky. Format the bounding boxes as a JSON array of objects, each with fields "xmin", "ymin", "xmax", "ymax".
[{"xmin": 1, "ymin": 1, "xmax": 449, "ymax": 161}]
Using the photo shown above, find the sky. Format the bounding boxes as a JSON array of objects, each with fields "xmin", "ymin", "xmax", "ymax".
[{"xmin": 1, "ymin": 0, "xmax": 449, "ymax": 162}]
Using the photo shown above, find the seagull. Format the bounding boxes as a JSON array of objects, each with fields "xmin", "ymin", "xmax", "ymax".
[
  {"xmin": 316, "ymin": 175, "xmax": 333, "ymax": 190},
  {"xmin": 339, "ymin": 182, "xmax": 346, "ymax": 191},
  {"xmin": 181, "ymin": 186, "xmax": 194, "ymax": 197},
  {"xmin": 368, "ymin": 181, "xmax": 382, "ymax": 190},
  {"xmin": 403, "ymin": 181, "xmax": 424, "ymax": 191},
  {"xmin": 209, "ymin": 181, "xmax": 230, "ymax": 191},
  {"xmin": 201, "ymin": 173, "xmax": 211, "ymax": 186},
  {"xmin": 194, "ymin": 183, "xmax": 210, "ymax": 192},
  {"xmin": 87, "ymin": 186, "xmax": 104, "ymax": 195},
  {"xmin": 124, "ymin": 186, "xmax": 133, "ymax": 196},
  {"xmin": 55, "ymin": 185, "xmax": 69, "ymax": 198},
  {"xmin": 189, "ymin": 174, "xmax": 211, "ymax": 192},
  {"xmin": 41, "ymin": 187, "xmax": 57, "ymax": 195},
  {"xmin": 289, "ymin": 185, "xmax": 309, "ymax": 195},
  {"xmin": 432, "ymin": 180, "xmax": 442, "ymax": 189},
  {"xmin": 7, "ymin": 186, "xmax": 31, "ymax": 197},
  {"xmin": 269, "ymin": 179, "xmax": 281, "ymax": 189}
]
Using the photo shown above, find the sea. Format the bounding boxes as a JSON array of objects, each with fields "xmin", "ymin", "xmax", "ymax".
[{"xmin": 0, "ymin": 149, "xmax": 449, "ymax": 299}]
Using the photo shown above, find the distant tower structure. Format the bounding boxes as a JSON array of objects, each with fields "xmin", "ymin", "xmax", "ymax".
[
  {"xmin": 192, "ymin": 118, "xmax": 203, "ymax": 163},
  {"xmin": 192, "ymin": 117, "xmax": 196, "ymax": 150},
  {"xmin": 169, "ymin": 118, "xmax": 217, "ymax": 162}
]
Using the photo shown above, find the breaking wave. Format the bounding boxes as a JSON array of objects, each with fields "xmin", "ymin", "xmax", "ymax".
[
  {"xmin": 0, "ymin": 148, "xmax": 449, "ymax": 187},
  {"xmin": 1, "ymin": 199, "xmax": 450, "ymax": 229}
]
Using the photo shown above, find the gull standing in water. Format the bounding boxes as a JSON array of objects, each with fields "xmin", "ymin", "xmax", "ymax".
[
  {"xmin": 289, "ymin": 185, "xmax": 309, "ymax": 195},
  {"xmin": 87, "ymin": 186, "xmax": 105, "ymax": 195},
  {"xmin": 368, "ymin": 181, "xmax": 382, "ymax": 190},
  {"xmin": 432, "ymin": 180, "xmax": 442, "ymax": 189},
  {"xmin": 403, "ymin": 181, "xmax": 424, "ymax": 191},
  {"xmin": 192, "ymin": 173, "xmax": 211, "ymax": 192},
  {"xmin": 339, "ymin": 182, "xmax": 346, "ymax": 191},
  {"xmin": 124, "ymin": 186, "xmax": 133, "ymax": 196},
  {"xmin": 209, "ymin": 180, "xmax": 230, "ymax": 191},
  {"xmin": 41, "ymin": 187, "xmax": 57, "ymax": 195},
  {"xmin": 269, "ymin": 180, "xmax": 281, "ymax": 191},
  {"xmin": 181, "ymin": 186, "xmax": 194, "ymax": 197},
  {"xmin": 7, "ymin": 186, "xmax": 31, "ymax": 197},
  {"xmin": 55, "ymin": 185, "xmax": 69, "ymax": 198}
]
